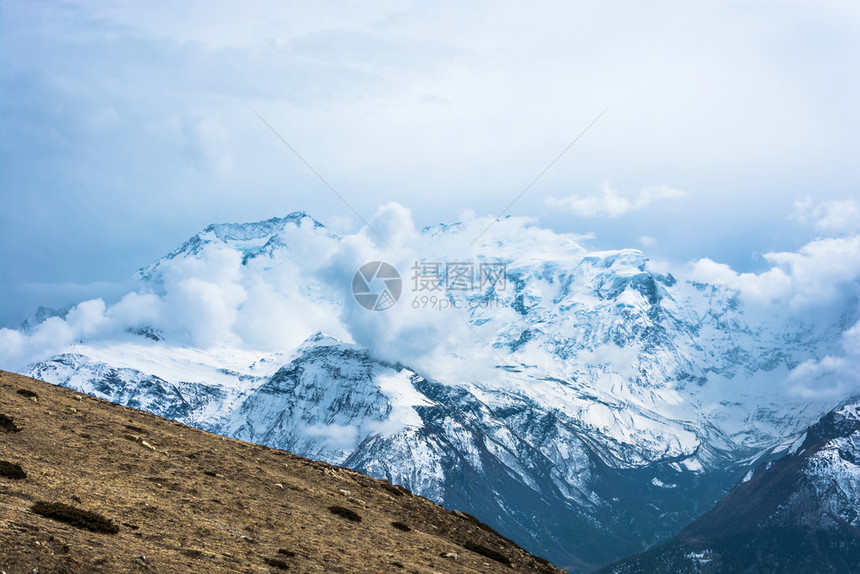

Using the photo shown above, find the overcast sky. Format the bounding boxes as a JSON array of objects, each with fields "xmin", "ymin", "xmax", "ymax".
[{"xmin": 2, "ymin": 0, "xmax": 859, "ymax": 327}]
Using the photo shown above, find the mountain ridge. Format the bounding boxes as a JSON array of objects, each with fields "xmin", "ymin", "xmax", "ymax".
[
  {"xmin": 0, "ymin": 369, "xmax": 565, "ymax": 574},
  {"xmin": 597, "ymin": 398, "xmax": 860, "ymax": 573}
]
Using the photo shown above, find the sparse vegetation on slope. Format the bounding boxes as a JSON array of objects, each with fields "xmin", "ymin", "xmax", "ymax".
[{"xmin": 0, "ymin": 370, "xmax": 564, "ymax": 574}]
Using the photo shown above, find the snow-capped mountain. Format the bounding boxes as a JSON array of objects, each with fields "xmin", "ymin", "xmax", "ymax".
[
  {"xmin": 27, "ymin": 333, "xmax": 740, "ymax": 571},
  {"xmin": 598, "ymin": 399, "xmax": 860, "ymax": 573},
  {"xmin": 13, "ymin": 210, "xmax": 860, "ymax": 571}
]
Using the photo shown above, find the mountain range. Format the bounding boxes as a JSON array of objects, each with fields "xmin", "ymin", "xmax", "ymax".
[{"xmin": 8, "ymin": 211, "xmax": 859, "ymax": 571}]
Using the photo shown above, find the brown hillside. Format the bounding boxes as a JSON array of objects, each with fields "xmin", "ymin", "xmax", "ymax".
[{"xmin": 0, "ymin": 370, "xmax": 564, "ymax": 574}]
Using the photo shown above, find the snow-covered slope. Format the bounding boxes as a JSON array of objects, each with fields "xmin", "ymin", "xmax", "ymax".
[
  {"xmin": 16, "ymin": 211, "xmax": 860, "ymax": 571},
  {"xmin": 27, "ymin": 333, "xmax": 742, "ymax": 570},
  {"xmin": 598, "ymin": 399, "xmax": 860, "ymax": 574}
]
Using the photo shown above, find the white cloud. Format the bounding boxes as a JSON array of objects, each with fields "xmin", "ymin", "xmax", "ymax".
[
  {"xmin": 689, "ymin": 259, "xmax": 793, "ymax": 306},
  {"xmin": 639, "ymin": 235, "xmax": 657, "ymax": 248},
  {"xmin": 689, "ymin": 235, "xmax": 860, "ymax": 310},
  {"xmin": 0, "ymin": 300, "xmax": 110, "ymax": 368},
  {"xmin": 0, "ymin": 233, "xmax": 343, "ymax": 369},
  {"xmin": 788, "ymin": 320, "xmax": 860, "ymax": 399},
  {"xmin": 765, "ymin": 236, "xmax": 860, "ymax": 308},
  {"xmin": 791, "ymin": 196, "xmax": 860, "ymax": 236},
  {"xmin": 64, "ymin": 299, "xmax": 111, "ymax": 338},
  {"xmin": 302, "ymin": 422, "xmax": 359, "ymax": 451},
  {"xmin": 367, "ymin": 202, "xmax": 418, "ymax": 249},
  {"xmin": 4, "ymin": 0, "xmax": 860, "ymax": 331},
  {"xmin": 547, "ymin": 184, "xmax": 688, "ymax": 218},
  {"xmin": 0, "ymin": 202, "xmax": 579, "ymax": 378},
  {"xmin": 108, "ymin": 292, "xmax": 163, "ymax": 327},
  {"xmin": 1, "ymin": 200, "xmax": 858, "ymax": 406}
]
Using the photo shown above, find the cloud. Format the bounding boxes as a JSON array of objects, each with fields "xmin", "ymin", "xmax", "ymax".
[
  {"xmin": 639, "ymin": 235, "xmax": 656, "ymax": 248},
  {"xmin": 689, "ymin": 235, "xmax": 860, "ymax": 310},
  {"xmin": 367, "ymin": 202, "xmax": 418, "ymax": 249},
  {"xmin": 1, "ymin": 199, "xmax": 858, "ymax": 408},
  {"xmin": 302, "ymin": 422, "xmax": 360, "ymax": 452},
  {"xmin": 0, "ymin": 301, "xmax": 108, "ymax": 369},
  {"xmin": 791, "ymin": 196, "xmax": 860, "ymax": 236},
  {"xmin": 788, "ymin": 320, "xmax": 860, "ymax": 399},
  {"xmin": 689, "ymin": 259, "xmax": 793, "ymax": 306},
  {"xmin": 0, "ymin": 203, "xmax": 577, "ymax": 379},
  {"xmin": 546, "ymin": 184, "xmax": 688, "ymax": 218},
  {"xmin": 0, "ymin": 225, "xmax": 348, "ymax": 369},
  {"xmin": 4, "ymin": 0, "xmax": 860, "ymax": 334}
]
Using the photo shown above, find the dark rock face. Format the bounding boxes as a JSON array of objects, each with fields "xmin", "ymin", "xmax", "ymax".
[{"xmin": 598, "ymin": 401, "xmax": 860, "ymax": 574}]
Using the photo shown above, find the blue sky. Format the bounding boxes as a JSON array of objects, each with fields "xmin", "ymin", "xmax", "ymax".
[{"xmin": 2, "ymin": 0, "xmax": 859, "ymax": 327}]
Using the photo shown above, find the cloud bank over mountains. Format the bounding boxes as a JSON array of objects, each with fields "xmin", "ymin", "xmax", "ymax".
[
  {"xmin": 2, "ymin": 199, "xmax": 859, "ymax": 400},
  {"xmin": 3, "ymin": 0, "xmax": 859, "ymax": 329}
]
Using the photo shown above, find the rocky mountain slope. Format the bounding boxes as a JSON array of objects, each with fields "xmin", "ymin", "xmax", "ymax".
[
  {"xmin": 0, "ymin": 370, "xmax": 564, "ymax": 574},
  {"xmin": 10, "ymin": 212, "xmax": 859, "ymax": 571},
  {"xmin": 597, "ymin": 399, "xmax": 860, "ymax": 573},
  {"xmin": 29, "ymin": 335, "xmax": 732, "ymax": 571}
]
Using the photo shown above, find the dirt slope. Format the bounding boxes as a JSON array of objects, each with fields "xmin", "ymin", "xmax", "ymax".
[{"xmin": 0, "ymin": 370, "xmax": 564, "ymax": 574}]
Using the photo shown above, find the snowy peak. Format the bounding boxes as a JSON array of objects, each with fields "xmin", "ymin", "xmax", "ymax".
[
  {"xmin": 798, "ymin": 396, "xmax": 860, "ymax": 451},
  {"xmin": 137, "ymin": 211, "xmax": 330, "ymax": 278},
  {"xmin": 202, "ymin": 212, "xmax": 325, "ymax": 242},
  {"xmin": 295, "ymin": 330, "xmax": 357, "ymax": 352},
  {"xmin": 19, "ymin": 305, "xmax": 70, "ymax": 333},
  {"xmin": 589, "ymin": 248, "xmax": 648, "ymax": 272}
]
